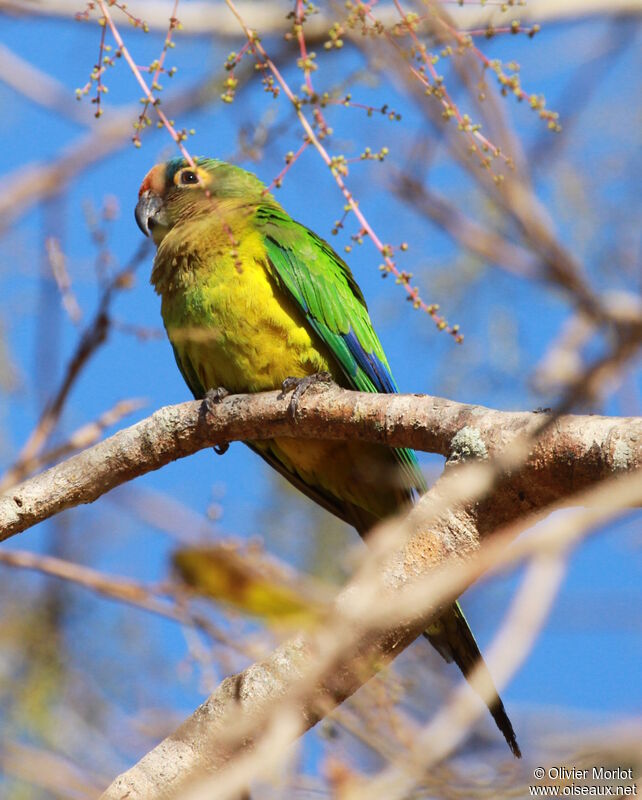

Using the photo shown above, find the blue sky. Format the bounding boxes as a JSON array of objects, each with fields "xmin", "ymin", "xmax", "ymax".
[{"xmin": 0, "ymin": 5, "xmax": 640, "ymax": 783}]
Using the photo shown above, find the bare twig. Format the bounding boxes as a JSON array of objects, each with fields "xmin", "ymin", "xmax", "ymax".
[
  {"xmin": 392, "ymin": 173, "xmax": 538, "ymax": 277},
  {"xmin": 356, "ymin": 552, "xmax": 568, "ymax": 799},
  {"xmin": 22, "ymin": 399, "xmax": 146, "ymax": 482},
  {"xmin": 0, "ymin": 51, "xmax": 267, "ymax": 232},
  {"xmin": 0, "ymin": 546, "xmax": 263, "ymax": 658},
  {"xmin": 0, "ymin": 739, "xmax": 105, "ymax": 800},
  {"xmin": 0, "ymin": 42, "xmax": 93, "ymax": 124},
  {"xmin": 223, "ymin": 0, "xmax": 462, "ymax": 339},
  {"xmin": 0, "ymin": 242, "xmax": 149, "ymax": 492},
  {"xmin": 94, "ymin": 0, "xmax": 195, "ymax": 162},
  {"xmin": 45, "ymin": 237, "xmax": 83, "ymax": 324}
]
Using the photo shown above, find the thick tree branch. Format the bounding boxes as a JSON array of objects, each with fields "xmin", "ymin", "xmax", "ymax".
[
  {"xmin": 98, "ymin": 459, "xmax": 642, "ymax": 799},
  {"xmin": 1, "ymin": 385, "xmax": 640, "ymax": 541},
  {"xmin": 96, "ymin": 477, "xmax": 501, "ymax": 800},
  {"xmin": 1, "ymin": 386, "xmax": 638, "ymax": 796}
]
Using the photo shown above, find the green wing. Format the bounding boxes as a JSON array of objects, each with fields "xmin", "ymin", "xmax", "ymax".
[
  {"xmin": 255, "ymin": 204, "xmax": 427, "ymax": 498},
  {"xmin": 171, "ymin": 343, "xmax": 205, "ymax": 398},
  {"xmin": 256, "ymin": 214, "xmax": 521, "ymax": 755}
]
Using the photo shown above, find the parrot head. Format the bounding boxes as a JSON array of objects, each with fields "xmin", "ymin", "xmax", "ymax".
[{"xmin": 135, "ymin": 157, "xmax": 272, "ymax": 245}]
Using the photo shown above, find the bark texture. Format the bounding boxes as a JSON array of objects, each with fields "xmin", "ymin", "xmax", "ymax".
[
  {"xmin": 1, "ymin": 386, "xmax": 640, "ymax": 541},
  {"xmin": 1, "ymin": 386, "xmax": 639, "ymax": 798}
]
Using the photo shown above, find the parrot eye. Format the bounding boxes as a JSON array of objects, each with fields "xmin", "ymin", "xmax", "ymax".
[{"xmin": 179, "ymin": 170, "xmax": 199, "ymax": 186}]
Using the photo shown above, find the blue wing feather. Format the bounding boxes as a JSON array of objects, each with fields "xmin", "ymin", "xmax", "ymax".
[{"xmin": 342, "ymin": 329, "xmax": 398, "ymax": 394}]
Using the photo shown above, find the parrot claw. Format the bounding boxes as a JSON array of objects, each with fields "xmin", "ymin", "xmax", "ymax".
[
  {"xmin": 278, "ymin": 372, "xmax": 333, "ymax": 422},
  {"xmin": 203, "ymin": 387, "xmax": 230, "ymax": 455},
  {"xmin": 204, "ymin": 386, "xmax": 230, "ymax": 407}
]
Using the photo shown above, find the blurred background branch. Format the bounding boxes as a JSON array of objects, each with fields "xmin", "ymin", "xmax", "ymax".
[{"xmin": 2, "ymin": 0, "xmax": 640, "ymax": 34}]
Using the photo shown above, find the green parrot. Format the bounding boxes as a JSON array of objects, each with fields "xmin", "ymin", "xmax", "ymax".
[{"xmin": 135, "ymin": 156, "xmax": 520, "ymax": 758}]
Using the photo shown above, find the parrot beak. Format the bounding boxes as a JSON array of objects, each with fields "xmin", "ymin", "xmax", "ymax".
[{"xmin": 135, "ymin": 190, "xmax": 165, "ymax": 237}]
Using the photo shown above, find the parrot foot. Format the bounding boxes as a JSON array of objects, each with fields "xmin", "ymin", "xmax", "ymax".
[
  {"xmin": 203, "ymin": 387, "xmax": 230, "ymax": 455},
  {"xmin": 278, "ymin": 372, "xmax": 333, "ymax": 422}
]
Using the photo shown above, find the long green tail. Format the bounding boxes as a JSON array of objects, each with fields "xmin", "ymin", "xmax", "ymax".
[{"xmin": 425, "ymin": 603, "xmax": 521, "ymax": 758}]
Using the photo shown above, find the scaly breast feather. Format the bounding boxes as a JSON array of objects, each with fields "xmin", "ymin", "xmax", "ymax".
[{"xmin": 158, "ymin": 227, "xmax": 332, "ymax": 393}]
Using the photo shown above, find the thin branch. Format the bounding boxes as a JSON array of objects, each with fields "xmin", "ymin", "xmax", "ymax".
[
  {"xmin": 0, "ymin": 42, "xmax": 93, "ymax": 124},
  {"xmin": 95, "ymin": 0, "xmax": 194, "ymax": 162},
  {"xmin": 0, "ymin": 740, "xmax": 105, "ymax": 800},
  {"xmin": 358, "ymin": 551, "xmax": 568, "ymax": 799},
  {"xmin": 224, "ymin": 0, "xmax": 462, "ymax": 339},
  {"xmin": 0, "ymin": 243, "xmax": 149, "ymax": 492},
  {"xmin": 392, "ymin": 172, "xmax": 538, "ymax": 277},
  {"xmin": 0, "ymin": 51, "xmax": 267, "ymax": 233},
  {"xmin": 45, "ymin": 237, "xmax": 83, "ymax": 324},
  {"xmin": 0, "ymin": 547, "xmax": 262, "ymax": 658},
  {"xmin": 10, "ymin": 398, "xmax": 146, "ymax": 484},
  {"xmin": 0, "ymin": 547, "xmax": 176, "ymax": 614}
]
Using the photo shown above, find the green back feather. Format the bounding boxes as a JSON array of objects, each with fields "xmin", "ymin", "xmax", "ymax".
[{"xmin": 255, "ymin": 204, "xmax": 427, "ymax": 498}]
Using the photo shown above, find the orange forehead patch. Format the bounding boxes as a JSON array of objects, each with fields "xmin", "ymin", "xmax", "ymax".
[{"xmin": 138, "ymin": 164, "xmax": 166, "ymax": 198}]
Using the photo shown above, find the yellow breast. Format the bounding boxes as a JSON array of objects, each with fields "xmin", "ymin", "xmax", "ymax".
[
  {"xmin": 154, "ymin": 212, "xmax": 406, "ymax": 525},
  {"xmin": 158, "ymin": 223, "xmax": 332, "ymax": 394}
]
